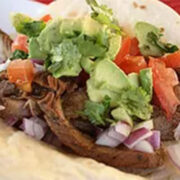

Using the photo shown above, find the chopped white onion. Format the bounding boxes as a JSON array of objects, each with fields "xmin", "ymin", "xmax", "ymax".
[
  {"xmin": 96, "ymin": 130, "xmax": 121, "ymax": 147},
  {"xmin": 133, "ymin": 140, "xmax": 154, "ymax": 153},
  {"xmin": 124, "ymin": 128, "xmax": 153, "ymax": 149},
  {"xmin": 167, "ymin": 143, "xmax": 180, "ymax": 170},
  {"xmin": 133, "ymin": 119, "xmax": 154, "ymax": 131},
  {"xmin": 147, "ymin": 130, "xmax": 161, "ymax": 150},
  {"xmin": 0, "ymin": 59, "xmax": 10, "ymax": 72},
  {"xmin": 174, "ymin": 122, "xmax": 180, "ymax": 141},
  {"xmin": 23, "ymin": 117, "xmax": 48, "ymax": 140}
]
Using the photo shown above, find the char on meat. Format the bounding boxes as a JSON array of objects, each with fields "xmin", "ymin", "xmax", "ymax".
[
  {"xmin": 30, "ymin": 74, "xmax": 164, "ymax": 172},
  {"xmin": 0, "ymin": 71, "xmax": 164, "ymax": 172}
]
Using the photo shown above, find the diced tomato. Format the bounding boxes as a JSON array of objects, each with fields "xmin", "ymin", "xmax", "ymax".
[
  {"xmin": 149, "ymin": 58, "xmax": 180, "ymax": 120},
  {"xmin": 7, "ymin": 59, "xmax": 35, "ymax": 92},
  {"xmin": 114, "ymin": 37, "xmax": 132, "ymax": 66},
  {"xmin": 114, "ymin": 37, "xmax": 143, "ymax": 74},
  {"xmin": 130, "ymin": 38, "xmax": 141, "ymax": 56},
  {"xmin": 40, "ymin": 14, "xmax": 52, "ymax": 23},
  {"xmin": 119, "ymin": 55, "xmax": 147, "ymax": 74},
  {"xmin": 11, "ymin": 35, "xmax": 28, "ymax": 53},
  {"xmin": 162, "ymin": 51, "xmax": 180, "ymax": 68}
]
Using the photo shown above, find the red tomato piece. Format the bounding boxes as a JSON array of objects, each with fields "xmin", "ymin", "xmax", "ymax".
[
  {"xmin": 114, "ymin": 37, "xmax": 132, "ymax": 66},
  {"xmin": 11, "ymin": 35, "xmax": 28, "ymax": 53},
  {"xmin": 40, "ymin": 14, "xmax": 52, "ymax": 23},
  {"xmin": 118, "ymin": 55, "xmax": 147, "ymax": 74},
  {"xmin": 149, "ymin": 58, "xmax": 180, "ymax": 120},
  {"xmin": 130, "ymin": 38, "xmax": 141, "ymax": 56},
  {"xmin": 163, "ymin": 51, "xmax": 180, "ymax": 68},
  {"xmin": 7, "ymin": 59, "xmax": 35, "ymax": 92}
]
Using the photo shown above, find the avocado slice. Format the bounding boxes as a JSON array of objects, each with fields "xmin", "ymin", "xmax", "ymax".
[
  {"xmin": 139, "ymin": 68, "xmax": 153, "ymax": 100},
  {"xmin": 87, "ymin": 60, "xmax": 130, "ymax": 106},
  {"xmin": 128, "ymin": 73, "xmax": 139, "ymax": 87},
  {"xmin": 135, "ymin": 22, "xmax": 163, "ymax": 57},
  {"xmin": 111, "ymin": 107, "xmax": 133, "ymax": 127},
  {"xmin": 28, "ymin": 38, "xmax": 47, "ymax": 60}
]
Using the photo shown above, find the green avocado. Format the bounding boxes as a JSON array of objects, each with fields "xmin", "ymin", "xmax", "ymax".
[
  {"xmin": 128, "ymin": 73, "xmax": 139, "ymax": 87},
  {"xmin": 111, "ymin": 107, "xmax": 133, "ymax": 127},
  {"xmin": 11, "ymin": 13, "xmax": 33, "ymax": 32},
  {"xmin": 83, "ymin": 16, "xmax": 102, "ymax": 36},
  {"xmin": 37, "ymin": 18, "xmax": 62, "ymax": 52},
  {"xmin": 28, "ymin": 38, "xmax": 47, "ymax": 60},
  {"xmin": 135, "ymin": 22, "xmax": 163, "ymax": 57},
  {"xmin": 139, "ymin": 68, "xmax": 153, "ymax": 100},
  {"xmin": 106, "ymin": 34, "xmax": 121, "ymax": 60},
  {"xmin": 87, "ymin": 60, "xmax": 130, "ymax": 106},
  {"xmin": 60, "ymin": 18, "xmax": 83, "ymax": 37}
]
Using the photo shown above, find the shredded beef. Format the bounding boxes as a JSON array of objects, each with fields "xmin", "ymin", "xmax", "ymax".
[
  {"xmin": 0, "ymin": 98, "xmax": 30, "ymax": 120},
  {"xmin": 32, "ymin": 75, "xmax": 164, "ymax": 171},
  {"xmin": 62, "ymin": 88, "xmax": 87, "ymax": 119}
]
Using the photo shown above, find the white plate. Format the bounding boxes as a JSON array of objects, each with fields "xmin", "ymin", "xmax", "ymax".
[{"xmin": 0, "ymin": 0, "xmax": 46, "ymax": 35}]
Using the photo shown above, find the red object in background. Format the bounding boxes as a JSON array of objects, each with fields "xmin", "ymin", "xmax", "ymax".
[
  {"xmin": 33, "ymin": 0, "xmax": 53, "ymax": 5},
  {"xmin": 160, "ymin": 0, "xmax": 180, "ymax": 14}
]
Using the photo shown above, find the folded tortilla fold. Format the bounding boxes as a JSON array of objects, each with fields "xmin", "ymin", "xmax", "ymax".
[{"xmin": 0, "ymin": 120, "xmax": 145, "ymax": 180}]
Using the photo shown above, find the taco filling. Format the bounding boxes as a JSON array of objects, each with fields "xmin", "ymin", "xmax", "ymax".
[{"xmin": 1, "ymin": 0, "xmax": 180, "ymax": 174}]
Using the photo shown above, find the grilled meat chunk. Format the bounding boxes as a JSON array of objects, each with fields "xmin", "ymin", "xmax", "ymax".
[{"xmin": 30, "ymin": 74, "xmax": 164, "ymax": 171}]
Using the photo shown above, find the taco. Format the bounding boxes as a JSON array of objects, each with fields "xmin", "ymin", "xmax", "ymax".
[{"xmin": 1, "ymin": 0, "xmax": 180, "ymax": 177}]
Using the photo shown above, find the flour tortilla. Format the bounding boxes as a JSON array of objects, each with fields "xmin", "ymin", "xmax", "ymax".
[
  {"xmin": 1, "ymin": 0, "xmax": 180, "ymax": 179},
  {"xmin": 0, "ymin": 120, "xmax": 145, "ymax": 180},
  {"xmin": 46, "ymin": 0, "xmax": 180, "ymax": 46}
]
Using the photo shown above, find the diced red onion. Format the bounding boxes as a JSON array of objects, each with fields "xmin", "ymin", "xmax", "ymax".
[
  {"xmin": 31, "ymin": 59, "xmax": 44, "ymax": 65},
  {"xmin": 174, "ymin": 122, "xmax": 180, "ymax": 141},
  {"xmin": 124, "ymin": 128, "xmax": 153, "ymax": 149},
  {"xmin": 96, "ymin": 121, "xmax": 131, "ymax": 147},
  {"xmin": 23, "ymin": 117, "xmax": 48, "ymax": 140},
  {"xmin": 6, "ymin": 116, "xmax": 19, "ymax": 126},
  {"xmin": 133, "ymin": 140, "xmax": 154, "ymax": 153},
  {"xmin": 167, "ymin": 143, "xmax": 180, "ymax": 170},
  {"xmin": 96, "ymin": 129, "xmax": 121, "ymax": 147},
  {"xmin": 147, "ymin": 130, "xmax": 161, "ymax": 150},
  {"xmin": 115, "ymin": 121, "xmax": 132, "ymax": 137},
  {"xmin": 34, "ymin": 64, "xmax": 45, "ymax": 73},
  {"xmin": 108, "ymin": 126, "xmax": 128, "ymax": 142},
  {"xmin": 0, "ymin": 59, "xmax": 10, "ymax": 72},
  {"xmin": 133, "ymin": 120, "xmax": 154, "ymax": 131}
]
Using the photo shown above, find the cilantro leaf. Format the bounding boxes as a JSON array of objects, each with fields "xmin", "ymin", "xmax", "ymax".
[
  {"xmin": 81, "ymin": 96, "xmax": 114, "ymax": 126},
  {"xmin": 48, "ymin": 39, "xmax": 82, "ymax": 78},
  {"xmin": 118, "ymin": 87, "xmax": 153, "ymax": 120},
  {"xmin": 11, "ymin": 13, "xmax": 46, "ymax": 37},
  {"xmin": 147, "ymin": 32, "xmax": 178, "ymax": 54},
  {"xmin": 135, "ymin": 22, "xmax": 179, "ymax": 57},
  {"xmin": 75, "ymin": 35, "xmax": 107, "ymax": 57},
  {"xmin": 10, "ymin": 50, "xmax": 28, "ymax": 60},
  {"xmin": 86, "ymin": 0, "xmax": 121, "ymax": 34},
  {"xmin": 20, "ymin": 21, "xmax": 46, "ymax": 37}
]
